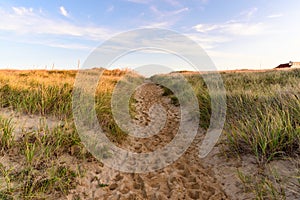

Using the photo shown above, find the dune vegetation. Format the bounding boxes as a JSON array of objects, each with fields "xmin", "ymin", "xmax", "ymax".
[
  {"xmin": 185, "ymin": 69, "xmax": 300, "ymax": 163},
  {"xmin": 154, "ymin": 69, "xmax": 300, "ymax": 199},
  {"xmin": 0, "ymin": 68, "xmax": 299, "ymax": 199},
  {"xmin": 188, "ymin": 69, "xmax": 300, "ymax": 199},
  {"xmin": 0, "ymin": 69, "xmax": 134, "ymax": 199}
]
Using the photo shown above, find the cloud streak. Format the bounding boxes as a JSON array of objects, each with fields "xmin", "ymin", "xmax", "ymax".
[
  {"xmin": 240, "ymin": 7, "xmax": 258, "ymax": 19},
  {"xmin": 0, "ymin": 7, "xmax": 114, "ymax": 41},
  {"xmin": 267, "ymin": 13, "xmax": 283, "ymax": 18},
  {"xmin": 141, "ymin": 21, "xmax": 172, "ymax": 28},
  {"xmin": 186, "ymin": 34, "xmax": 230, "ymax": 50},
  {"xmin": 59, "ymin": 6, "xmax": 69, "ymax": 17},
  {"xmin": 134, "ymin": 5, "xmax": 189, "ymax": 29},
  {"xmin": 193, "ymin": 21, "xmax": 265, "ymax": 36},
  {"xmin": 150, "ymin": 6, "xmax": 189, "ymax": 18},
  {"xmin": 12, "ymin": 7, "xmax": 34, "ymax": 15}
]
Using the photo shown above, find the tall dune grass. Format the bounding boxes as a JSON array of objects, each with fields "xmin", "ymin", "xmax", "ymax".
[
  {"xmin": 0, "ymin": 68, "xmax": 299, "ymax": 199},
  {"xmin": 184, "ymin": 69, "xmax": 300, "ymax": 163},
  {"xmin": 0, "ymin": 69, "xmax": 138, "ymax": 143},
  {"xmin": 1, "ymin": 68, "xmax": 299, "ymax": 162},
  {"xmin": 0, "ymin": 68, "xmax": 138, "ymax": 199}
]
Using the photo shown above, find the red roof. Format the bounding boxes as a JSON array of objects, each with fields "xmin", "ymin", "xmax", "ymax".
[{"xmin": 275, "ymin": 63, "xmax": 291, "ymax": 68}]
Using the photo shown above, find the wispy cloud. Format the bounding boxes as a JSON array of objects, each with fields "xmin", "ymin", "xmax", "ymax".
[
  {"xmin": 240, "ymin": 7, "xmax": 258, "ymax": 19},
  {"xmin": 193, "ymin": 21, "xmax": 265, "ymax": 36},
  {"xmin": 172, "ymin": 7, "xmax": 189, "ymax": 15},
  {"xmin": 193, "ymin": 24, "xmax": 219, "ymax": 33},
  {"xmin": 193, "ymin": 6, "xmax": 265, "ymax": 37},
  {"xmin": 0, "ymin": 6, "xmax": 117, "ymax": 51},
  {"xmin": 150, "ymin": 6, "xmax": 189, "ymax": 18},
  {"xmin": 42, "ymin": 42, "xmax": 92, "ymax": 50},
  {"xmin": 186, "ymin": 34, "xmax": 230, "ymax": 50},
  {"xmin": 267, "ymin": 13, "xmax": 283, "ymax": 18},
  {"xmin": 59, "ymin": 6, "xmax": 69, "ymax": 17},
  {"xmin": 141, "ymin": 21, "xmax": 172, "ymax": 28},
  {"xmin": 0, "ymin": 7, "xmax": 113, "ymax": 40},
  {"xmin": 191, "ymin": 7, "xmax": 266, "ymax": 51},
  {"xmin": 12, "ymin": 7, "xmax": 34, "ymax": 15},
  {"xmin": 135, "ymin": 6, "xmax": 189, "ymax": 29}
]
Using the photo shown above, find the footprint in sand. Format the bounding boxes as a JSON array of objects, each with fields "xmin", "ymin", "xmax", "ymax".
[{"xmin": 68, "ymin": 81, "xmax": 228, "ymax": 199}]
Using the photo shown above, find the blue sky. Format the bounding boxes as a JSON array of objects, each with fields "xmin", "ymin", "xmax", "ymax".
[{"xmin": 0, "ymin": 0, "xmax": 299, "ymax": 70}]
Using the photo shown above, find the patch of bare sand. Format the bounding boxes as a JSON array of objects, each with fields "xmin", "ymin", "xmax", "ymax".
[
  {"xmin": 0, "ymin": 107, "xmax": 63, "ymax": 140},
  {"xmin": 202, "ymin": 145, "xmax": 300, "ymax": 200}
]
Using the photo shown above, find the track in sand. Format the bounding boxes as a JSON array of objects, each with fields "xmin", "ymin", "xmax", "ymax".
[{"xmin": 68, "ymin": 82, "xmax": 228, "ymax": 199}]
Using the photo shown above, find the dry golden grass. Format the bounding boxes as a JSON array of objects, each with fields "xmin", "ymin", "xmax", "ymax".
[{"xmin": 0, "ymin": 68, "xmax": 299, "ymax": 199}]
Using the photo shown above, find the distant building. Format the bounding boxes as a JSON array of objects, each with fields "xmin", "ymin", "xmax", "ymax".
[
  {"xmin": 290, "ymin": 61, "xmax": 300, "ymax": 68},
  {"xmin": 276, "ymin": 61, "xmax": 300, "ymax": 69}
]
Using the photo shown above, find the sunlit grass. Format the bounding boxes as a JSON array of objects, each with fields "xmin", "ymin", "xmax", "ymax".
[
  {"xmin": 0, "ymin": 68, "xmax": 299, "ymax": 199},
  {"xmin": 0, "ymin": 68, "xmax": 137, "ymax": 198},
  {"xmin": 0, "ymin": 116, "xmax": 14, "ymax": 151},
  {"xmin": 177, "ymin": 69, "xmax": 300, "ymax": 163}
]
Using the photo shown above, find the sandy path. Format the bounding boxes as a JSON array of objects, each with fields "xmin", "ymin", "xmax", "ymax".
[{"xmin": 68, "ymin": 82, "xmax": 228, "ymax": 199}]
